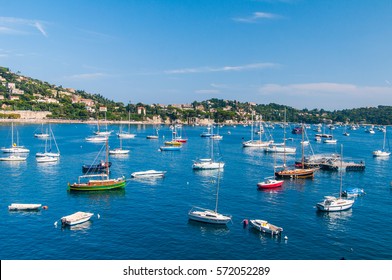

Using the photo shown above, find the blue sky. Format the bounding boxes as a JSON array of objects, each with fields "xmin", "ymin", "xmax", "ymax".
[{"xmin": 0, "ymin": 0, "xmax": 391, "ymax": 110}]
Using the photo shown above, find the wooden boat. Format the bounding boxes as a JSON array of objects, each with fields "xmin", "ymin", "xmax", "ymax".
[
  {"xmin": 68, "ymin": 174, "xmax": 126, "ymax": 191},
  {"xmin": 8, "ymin": 203, "xmax": 42, "ymax": 211},
  {"xmin": 60, "ymin": 211, "xmax": 94, "ymax": 226},
  {"xmin": 69, "ymin": 140, "xmax": 126, "ymax": 191},
  {"xmin": 275, "ymin": 168, "xmax": 315, "ymax": 179},
  {"xmin": 131, "ymin": 170, "xmax": 166, "ymax": 178},
  {"xmin": 249, "ymin": 219, "xmax": 283, "ymax": 235}
]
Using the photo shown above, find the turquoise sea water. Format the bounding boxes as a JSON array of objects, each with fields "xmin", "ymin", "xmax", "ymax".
[{"xmin": 0, "ymin": 123, "xmax": 391, "ymax": 260}]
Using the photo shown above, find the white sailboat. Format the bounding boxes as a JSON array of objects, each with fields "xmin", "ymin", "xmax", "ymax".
[
  {"xmin": 34, "ymin": 123, "xmax": 50, "ymax": 138},
  {"xmin": 109, "ymin": 133, "xmax": 130, "ymax": 155},
  {"xmin": 1, "ymin": 123, "xmax": 30, "ymax": 153},
  {"xmin": 373, "ymin": 127, "xmax": 390, "ymax": 157},
  {"xmin": 94, "ymin": 111, "xmax": 112, "ymax": 136},
  {"xmin": 316, "ymin": 145, "xmax": 354, "ymax": 212},
  {"xmin": 117, "ymin": 112, "xmax": 136, "ymax": 139},
  {"xmin": 36, "ymin": 125, "xmax": 60, "ymax": 158},
  {"xmin": 243, "ymin": 114, "xmax": 272, "ymax": 147},
  {"xmin": 188, "ymin": 169, "xmax": 231, "ymax": 224},
  {"xmin": 192, "ymin": 129, "xmax": 224, "ymax": 170}
]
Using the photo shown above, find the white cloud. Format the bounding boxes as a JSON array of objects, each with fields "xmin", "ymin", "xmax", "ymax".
[
  {"xmin": 233, "ymin": 12, "xmax": 281, "ymax": 23},
  {"xmin": 165, "ymin": 62, "xmax": 278, "ymax": 74},
  {"xmin": 66, "ymin": 73, "xmax": 107, "ymax": 80},
  {"xmin": 0, "ymin": 17, "xmax": 48, "ymax": 37},
  {"xmin": 258, "ymin": 82, "xmax": 392, "ymax": 109}
]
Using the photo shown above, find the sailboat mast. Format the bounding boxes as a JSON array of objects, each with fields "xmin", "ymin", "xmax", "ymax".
[
  {"xmin": 215, "ymin": 167, "xmax": 221, "ymax": 213},
  {"xmin": 339, "ymin": 144, "xmax": 343, "ymax": 199},
  {"xmin": 106, "ymin": 139, "xmax": 109, "ymax": 176},
  {"xmin": 301, "ymin": 123, "xmax": 305, "ymax": 169},
  {"xmin": 283, "ymin": 109, "xmax": 287, "ymax": 169}
]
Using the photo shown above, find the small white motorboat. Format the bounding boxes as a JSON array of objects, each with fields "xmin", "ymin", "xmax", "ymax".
[
  {"xmin": 249, "ymin": 219, "xmax": 283, "ymax": 235},
  {"xmin": 60, "ymin": 211, "xmax": 94, "ymax": 226},
  {"xmin": 131, "ymin": 170, "xmax": 166, "ymax": 178},
  {"xmin": 0, "ymin": 155, "xmax": 27, "ymax": 161},
  {"xmin": 8, "ymin": 203, "xmax": 42, "ymax": 211}
]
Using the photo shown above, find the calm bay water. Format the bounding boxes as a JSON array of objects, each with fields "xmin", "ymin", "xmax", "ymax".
[{"xmin": 0, "ymin": 122, "xmax": 391, "ymax": 260}]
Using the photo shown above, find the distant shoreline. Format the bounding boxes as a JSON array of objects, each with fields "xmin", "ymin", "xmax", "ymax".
[{"xmin": 0, "ymin": 118, "xmax": 158, "ymax": 125}]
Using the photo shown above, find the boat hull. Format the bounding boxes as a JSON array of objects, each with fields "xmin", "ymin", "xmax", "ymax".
[
  {"xmin": 257, "ymin": 179, "xmax": 284, "ymax": 189},
  {"xmin": 275, "ymin": 168, "xmax": 315, "ymax": 179},
  {"xmin": 188, "ymin": 210, "xmax": 231, "ymax": 225},
  {"xmin": 316, "ymin": 198, "xmax": 354, "ymax": 212},
  {"xmin": 68, "ymin": 177, "xmax": 126, "ymax": 191},
  {"xmin": 61, "ymin": 212, "xmax": 94, "ymax": 226},
  {"xmin": 249, "ymin": 219, "xmax": 283, "ymax": 235}
]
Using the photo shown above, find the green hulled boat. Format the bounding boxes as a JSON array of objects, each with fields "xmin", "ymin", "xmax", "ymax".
[{"xmin": 68, "ymin": 140, "xmax": 126, "ymax": 191}]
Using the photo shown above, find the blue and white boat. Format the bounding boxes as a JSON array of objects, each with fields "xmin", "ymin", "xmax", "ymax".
[{"xmin": 341, "ymin": 188, "xmax": 365, "ymax": 197}]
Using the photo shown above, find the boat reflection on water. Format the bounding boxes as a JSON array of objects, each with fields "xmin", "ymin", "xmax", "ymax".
[
  {"xmin": 316, "ymin": 208, "xmax": 353, "ymax": 231},
  {"xmin": 62, "ymin": 220, "xmax": 92, "ymax": 232},
  {"xmin": 67, "ymin": 188, "xmax": 126, "ymax": 202},
  {"xmin": 187, "ymin": 219, "xmax": 230, "ymax": 237}
]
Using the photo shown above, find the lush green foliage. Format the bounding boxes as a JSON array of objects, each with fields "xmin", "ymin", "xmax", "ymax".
[{"xmin": 1, "ymin": 66, "xmax": 392, "ymax": 124}]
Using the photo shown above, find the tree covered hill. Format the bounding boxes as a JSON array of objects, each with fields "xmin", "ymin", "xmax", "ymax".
[{"xmin": 1, "ymin": 66, "xmax": 392, "ymax": 124}]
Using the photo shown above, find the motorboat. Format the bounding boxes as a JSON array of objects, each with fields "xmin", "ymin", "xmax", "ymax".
[
  {"xmin": 8, "ymin": 203, "xmax": 42, "ymax": 211},
  {"xmin": 131, "ymin": 170, "xmax": 166, "ymax": 178},
  {"xmin": 341, "ymin": 188, "xmax": 365, "ymax": 197},
  {"xmin": 0, "ymin": 155, "xmax": 27, "ymax": 161},
  {"xmin": 192, "ymin": 158, "xmax": 224, "ymax": 170},
  {"xmin": 60, "ymin": 211, "xmax": 94, "ymax": 226},
  {"xmin": 257, "ymin": 177, "xmax": 284, "ymax": 189},
  {"xmin": 82, "ymin": 161, "xmax": 111, "ymax": 173},
  {"xmin": 85, "ymin": 135, "xmax": 108, "ymax": 143},
  {"xmin": 249, "ymin": 219, "xmax": 283, "ymax": 235}
]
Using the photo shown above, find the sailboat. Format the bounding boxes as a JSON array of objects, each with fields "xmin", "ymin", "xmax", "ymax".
[
  {"xmin": 316, "ymin": 145, "xmax": 354, "ymax": 212},
  {"xmin": 192, "ymin": 134, "xmax": 224, "ymax": 170},
  {"xmin": 1, "ymin": 123, "xmax": 30, "ymax": 153},
  {"xmin": 243, "ymin": 114, "xmax": 272, "ymax": 147},
  {"xmin": 117, "ymin": 112, "xmax": 136, "ymax": 139},
  {"xmin": 257, "ymin": 148, "xmax": 283, "ymax": 189},
  {"xmin": 34, "ymin": 123, "xmax": 50, "ymax": 138},
  {"xmin": 146, "ymin": 125, "xmax": 159, "ymax": 139},
  {"xmin": 188, "ymin": 169, "xmax": 231, "ymax": 224},
  {"xmin": 94, "ymin": 111, "xmax": 112, "ymax": 136},
  {"xmin": 36, "ymin": 125, "xmax": 60, "ymax": 158},
  {"xmin": 109, "ymin": 133, "xmax": 130, "ymax": 155},
  {"xmin": 373, "ymin": 127, "xmax": 390, "ymax": 157},
  {"xmin": 68, "ymin": 140, "xmax": 126, "ymax": 191},
  {"xmin": 275, "ymin": 123, "xmax": 316, "ymax": 179}
]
